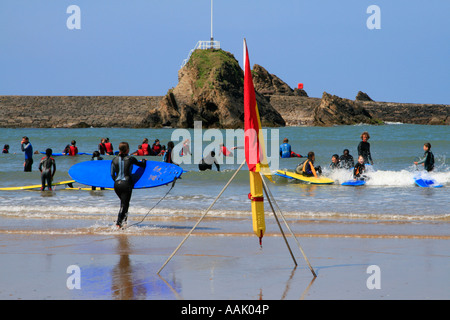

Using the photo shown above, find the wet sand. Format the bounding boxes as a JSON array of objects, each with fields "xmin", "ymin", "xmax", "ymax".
[{"xmin": 0, "ymin": 231, "xmax": 448, "ymax": 300}]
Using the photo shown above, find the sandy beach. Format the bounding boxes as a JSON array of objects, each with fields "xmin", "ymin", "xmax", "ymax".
[{"xmin": 1, "ymin": 228, "xmax": 448, "ymax": 300}]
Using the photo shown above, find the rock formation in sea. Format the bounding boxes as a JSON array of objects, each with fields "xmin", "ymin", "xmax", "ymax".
[{"xmin": 144, "ymin": 49, "xmax": 285, "ymax": 128}]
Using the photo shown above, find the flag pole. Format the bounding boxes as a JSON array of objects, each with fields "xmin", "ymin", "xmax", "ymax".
[
  {"xmin": 157, "ymin": 160, "xmax": 246, "ymax": 275},
  {"xmin": 260, "ymin": 173, "xmax": 317, "ymax": 277},
  {"xmin": 261, "ymin": 177, "xmax": 297, "ymax": 267}
]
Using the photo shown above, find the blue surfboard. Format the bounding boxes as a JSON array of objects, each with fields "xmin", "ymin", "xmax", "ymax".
[
  {"xmin": 41, "ymin": 152, "xmax": 93, "ymax": 156},
  {"xmin": 414, "ymin": 177, "xmax": 443, "ymax": 188},
  {"xmin": 68, "ymin": 160, "xmax": 183, "ymax": 189},
  {"xmin": 342, "ymin": 179, "xmax": 366, "ymax": 186}
]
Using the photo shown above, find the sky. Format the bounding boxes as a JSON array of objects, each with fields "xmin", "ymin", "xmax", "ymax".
[{"xmin": 1, "ymin": 0, "xmax": 449, "ymax": 104}]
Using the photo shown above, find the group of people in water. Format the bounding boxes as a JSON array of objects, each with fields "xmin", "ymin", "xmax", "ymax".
[
  {"xmin": 284, "ymin": 131, "xmax": 435, "ymax": 182},
  {"xmin": 2, "ymin": 131, "xmax": 437, "ymax": 229}
]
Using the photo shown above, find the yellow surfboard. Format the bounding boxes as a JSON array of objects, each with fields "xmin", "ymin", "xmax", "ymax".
[
  {"xmin": 0, "ymin": 180, "xmax": 75, "ymax": 191},
  {"xmin": 275, "ymin": 170, "xmax": 334, "ymax": 185}
]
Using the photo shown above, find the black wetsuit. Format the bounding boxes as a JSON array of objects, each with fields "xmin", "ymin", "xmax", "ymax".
[
  {"xmin": 357, "ymin": 141, "xmax": 372, "ymax": 164},
  {"xmin": 39, "ymin": 156, "xmax": 56, "ymax": 190},
  {"xmin": 353, "ymin": 162, "xmax": 366, "ymax": 180},
  {"xmin": 418, "ymin": 150, "xmax": 435, "ymax": 172},
  {"xmin": 110, "ymin": 155, "xmax": 146, "ymax": 227},
  {"xmin": 198, "ymin": 154, "xmax": 220, "ymax": 171},
  {"xmin": 339, "ymin": 154, "xmax": 354, "ymax": 169}
]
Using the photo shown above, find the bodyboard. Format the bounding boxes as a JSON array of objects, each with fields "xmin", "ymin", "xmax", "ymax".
[
  {"xmin": 275, "ymin": 170, "xmax": 334, "ymax": 184},
  {"xmin": 68, "ymin": 160, "xmax": 183, "ymax": 189}
]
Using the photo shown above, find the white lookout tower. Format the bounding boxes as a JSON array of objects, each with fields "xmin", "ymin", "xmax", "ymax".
[{"xmin": 181, "ymin": 0, "xmax": 221, "ymax": 68}]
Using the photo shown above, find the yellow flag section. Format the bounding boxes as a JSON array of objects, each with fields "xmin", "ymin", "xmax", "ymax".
[{"xmin": 243, "ymin": 39, "xmax": 266, "ymax": 245}]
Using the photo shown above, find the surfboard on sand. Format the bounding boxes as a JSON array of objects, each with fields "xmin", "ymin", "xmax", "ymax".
[
  {"xmin": 0, "ymin": 180, "xmax": 75, "ymax": 191},
  {"xmin": 68, "ymin": 160, "xmax": 184, "ymax": 189},
  {"xmin": 342, "ymin": 179, "xmax": 366, "ymax": 186},
  {"xmin": 414, "ymin": 177, "xmax": 443, "ymax": 188},
  {"xmin": 275, "ymin": 170, "xmax": 334, "ymax": 185}
]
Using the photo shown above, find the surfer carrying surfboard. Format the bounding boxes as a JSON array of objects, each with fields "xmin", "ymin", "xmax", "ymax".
[{"xmin": 111, "ymin": 142, "xmax": 146, "ymax": 228}]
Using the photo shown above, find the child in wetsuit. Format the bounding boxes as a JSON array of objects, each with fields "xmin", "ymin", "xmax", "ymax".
[
  {"xmin": 296, "ymin": 151, "xmax": 322, "ymax": 177},
  {"xmin": 414, "ymin": 142, "xmax": 434, "ymax": 172},
  {"xmin": 111, "ymin": 142, "xmax": 146, "ymax": 228},
  {"xmin": 353, "ymin": 155, "xmax": 367, "ymax": 180},
  {"xmin": 39, "ymin": 148, "xmax": 56, "ymax": 190}
]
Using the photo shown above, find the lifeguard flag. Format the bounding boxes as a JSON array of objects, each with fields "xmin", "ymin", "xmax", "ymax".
[{"xmin": 243, "ymin": 39, "xmax": 269, "ymax": 174}]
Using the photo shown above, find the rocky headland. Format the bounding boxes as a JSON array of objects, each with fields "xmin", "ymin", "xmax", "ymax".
[{"xmin": 0, "ymin": 49, "xmax": 448, "ymax": 128}]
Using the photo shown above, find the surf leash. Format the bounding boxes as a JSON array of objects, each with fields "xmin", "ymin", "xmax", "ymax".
[{"xmin": 121, "ymin": 177, "xmax": 178, "ymax": 230}]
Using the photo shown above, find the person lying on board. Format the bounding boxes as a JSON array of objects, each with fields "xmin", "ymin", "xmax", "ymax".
[{"xmin": 353, "ymin": 155, "xmax": 369, "ymax": 181}]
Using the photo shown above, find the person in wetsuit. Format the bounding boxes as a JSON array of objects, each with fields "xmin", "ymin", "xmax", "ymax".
[
  {"xmin": 353, "ymin": 155, "xmax": 368, "ymax": 180},
  {"xmin": 414, "ymin": 142, "xmax": 435, "ymax": 172},
  {"xmin": 199, "ymin": 151, "xmax": 220, "ymax": 171},
  {"xmin": 39, "ymin": 148, "xmax": 56, "ymax": 190},
  {"xmin": 329, "ymin": 154, "xmax": 340, "ymax": 170},
  {"xmin": 295, "ymin": 151, "xmax": 322, "ymax": 177},
  {"xmin": 110, "ymin": 142, "xmax": 146, "ymax": 228},
  {"xmin": 21, "ymin": 136, "xmax": 33, "ymax": 172},
  {"xmin": 339, "ymin": 149, "xmax": 354, "ymax": 169},
  {"xmin": 357, "ymin": 131, "xmax": 373, "ymax": 165}
]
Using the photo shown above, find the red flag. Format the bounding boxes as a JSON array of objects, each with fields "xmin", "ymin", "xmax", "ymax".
[{"xmin": 244, "ymin": 39, "xmax": 264, "ymax": 172}]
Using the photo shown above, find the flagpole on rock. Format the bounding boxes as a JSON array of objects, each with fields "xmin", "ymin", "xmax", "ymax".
[
  {"xmin": 260, "ymin": 173, "xmax": 317, "ymax": 277},
  {"xmin": 157, "ymin": 160, "xmax": 246, "ymax": 275}
]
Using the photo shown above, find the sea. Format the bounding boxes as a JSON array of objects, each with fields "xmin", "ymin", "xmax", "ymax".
[{"xmin": 1, "ymin": 124, "xmax": 449, "ymax": 239}]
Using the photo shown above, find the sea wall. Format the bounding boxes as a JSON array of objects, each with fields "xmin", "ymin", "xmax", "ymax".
[
  {"xmin": 0, "ymin": 94, "xmax": 448, "ymax": 128},
  {"xmin": 0, "ymin": 96, "xmax": 162, "ymax": 128}
]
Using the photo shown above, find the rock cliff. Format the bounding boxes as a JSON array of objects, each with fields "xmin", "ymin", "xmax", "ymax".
[{"xmin": 144, "ymin": 49, "xmax": 285, "ymax": 128}]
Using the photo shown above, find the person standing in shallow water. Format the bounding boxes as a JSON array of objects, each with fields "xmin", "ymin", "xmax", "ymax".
[
  {"xmin": 110, "ymin": 142, "xmax": 146, "ymax": 228},
  {"xmin": 357, "ymin": 131, "xmax": 373, "ymax": 165},
  {"xmin": 39, "ymin": 148, "xmax": 56, "ymax": 191},
  {"xmin": 21, "ymin": 136, "xmax": 33, "ymax": 172}
]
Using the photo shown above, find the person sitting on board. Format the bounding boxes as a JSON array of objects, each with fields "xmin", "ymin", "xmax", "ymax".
[
  {"xmin": 2, "ymin": 144, "xmax": 9, "ymax": 153},
  {"xmin": 68, "ymin": 140, "xmax": 78, "ymax": 156},
  {"xmin": 132, "ymin": 145, "xmax": 145, "ymax": 156},
  {"xmin": 414, "ymin": 142, "xmax": 434, "ymax": 172},
  {"xmin": 104, "ymin": 138, "xmax": 114, "ymax": 156},
  {"xmin": 295, "ymin": 151, "xmax": 322, "ymax": 177},
  {"xmin": 110, "ymin": 142, "xmax": 147, "ymax": 229},
  {"xmin": 152, "ymin": 139, "xmax": 162, "ymax": 155},
  {"xmin": 39, "ymin": 148, "xmax": 56, "ymax": 191},
  {"xmin": 357, "ymin": 131, "xmax": 373, "ymax": 165},
  {"xmin": 98, "ymin": 138, "xmax": 106, "ymax": 155},
  {"xmin": 339, "ymin": 149, "xmax": 354, "ymax": 169},
  {"xmin": 329, "ymin": 154, "xmax": 340, "ymax": 170},
  {"xmin": 199, "ymin": 151, "xmax": 220, "ymax": 172},
  {"xmin": 353, "ymin": 155, "xmax": 368, "ymax": 181}
]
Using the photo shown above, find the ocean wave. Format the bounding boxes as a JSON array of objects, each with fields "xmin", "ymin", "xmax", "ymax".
[{"xmin": 1, "ymin": 205, "xmax": 448, "ymax": 223}]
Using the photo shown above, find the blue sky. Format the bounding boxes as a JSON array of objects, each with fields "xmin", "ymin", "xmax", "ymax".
[{"xmin": 1, "ymin": 0, "xmax": 449, "ymax": 104}]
